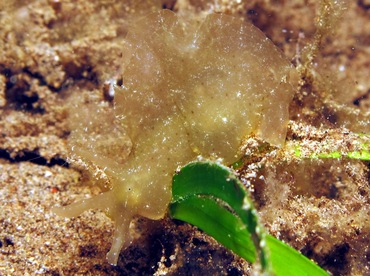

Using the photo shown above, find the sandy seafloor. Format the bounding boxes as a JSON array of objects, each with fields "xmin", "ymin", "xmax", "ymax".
[{"xmin": 0, "ymin": 0, "xmax": 369, "ymax": 275}]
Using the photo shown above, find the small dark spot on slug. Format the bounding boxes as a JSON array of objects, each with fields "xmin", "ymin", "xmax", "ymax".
[{"xmin": 352, "ymin": 89, "xmax": 369, "ymax": 106}]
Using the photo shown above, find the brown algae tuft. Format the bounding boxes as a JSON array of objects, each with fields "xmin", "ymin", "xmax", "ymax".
[{"xmin": 54, "ymin": 10, "xmax": 296, "ymax": 265}]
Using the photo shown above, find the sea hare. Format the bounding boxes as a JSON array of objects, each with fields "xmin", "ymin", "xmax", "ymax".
[{"xmin": 54, "ymin": 10, "xmax": 296, "ymax": 265}]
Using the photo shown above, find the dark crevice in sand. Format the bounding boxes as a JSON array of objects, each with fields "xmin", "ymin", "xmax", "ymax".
[
  {"xmin": 0, "ymin": 149, "xmax": 68, "ymax": 167},
  {"xmin": 23, "ymin": 68, "xmax": 63, "ymax": 93}
]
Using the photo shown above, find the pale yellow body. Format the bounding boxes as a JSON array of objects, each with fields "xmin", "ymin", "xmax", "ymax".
[{"xmin": 54, "ymin": 10, "xmax": 295, "ymax": 265}]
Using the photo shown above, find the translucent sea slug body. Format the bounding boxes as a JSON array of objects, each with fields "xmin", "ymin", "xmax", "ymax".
[{"xmin": 55, "ymin": 10, "xmax": 296, "ymax": 265}]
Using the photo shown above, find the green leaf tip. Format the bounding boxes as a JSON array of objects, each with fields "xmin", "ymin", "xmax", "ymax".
[
  {"xmin": 169, "ymin": 161, "xmax": 328, "ymax": 275},
  {"xmin": 289, "ymin": 132, "xmax": 370, "ymax": 161},
  {"xmin": 347, "ymin": 150, "xmax": 370, "ymax": 160}
]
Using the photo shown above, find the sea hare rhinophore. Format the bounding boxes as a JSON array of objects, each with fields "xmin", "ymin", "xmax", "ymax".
[{"xmin": 54, "ymin": 10, "xmax": 296, "ymax": 265}]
